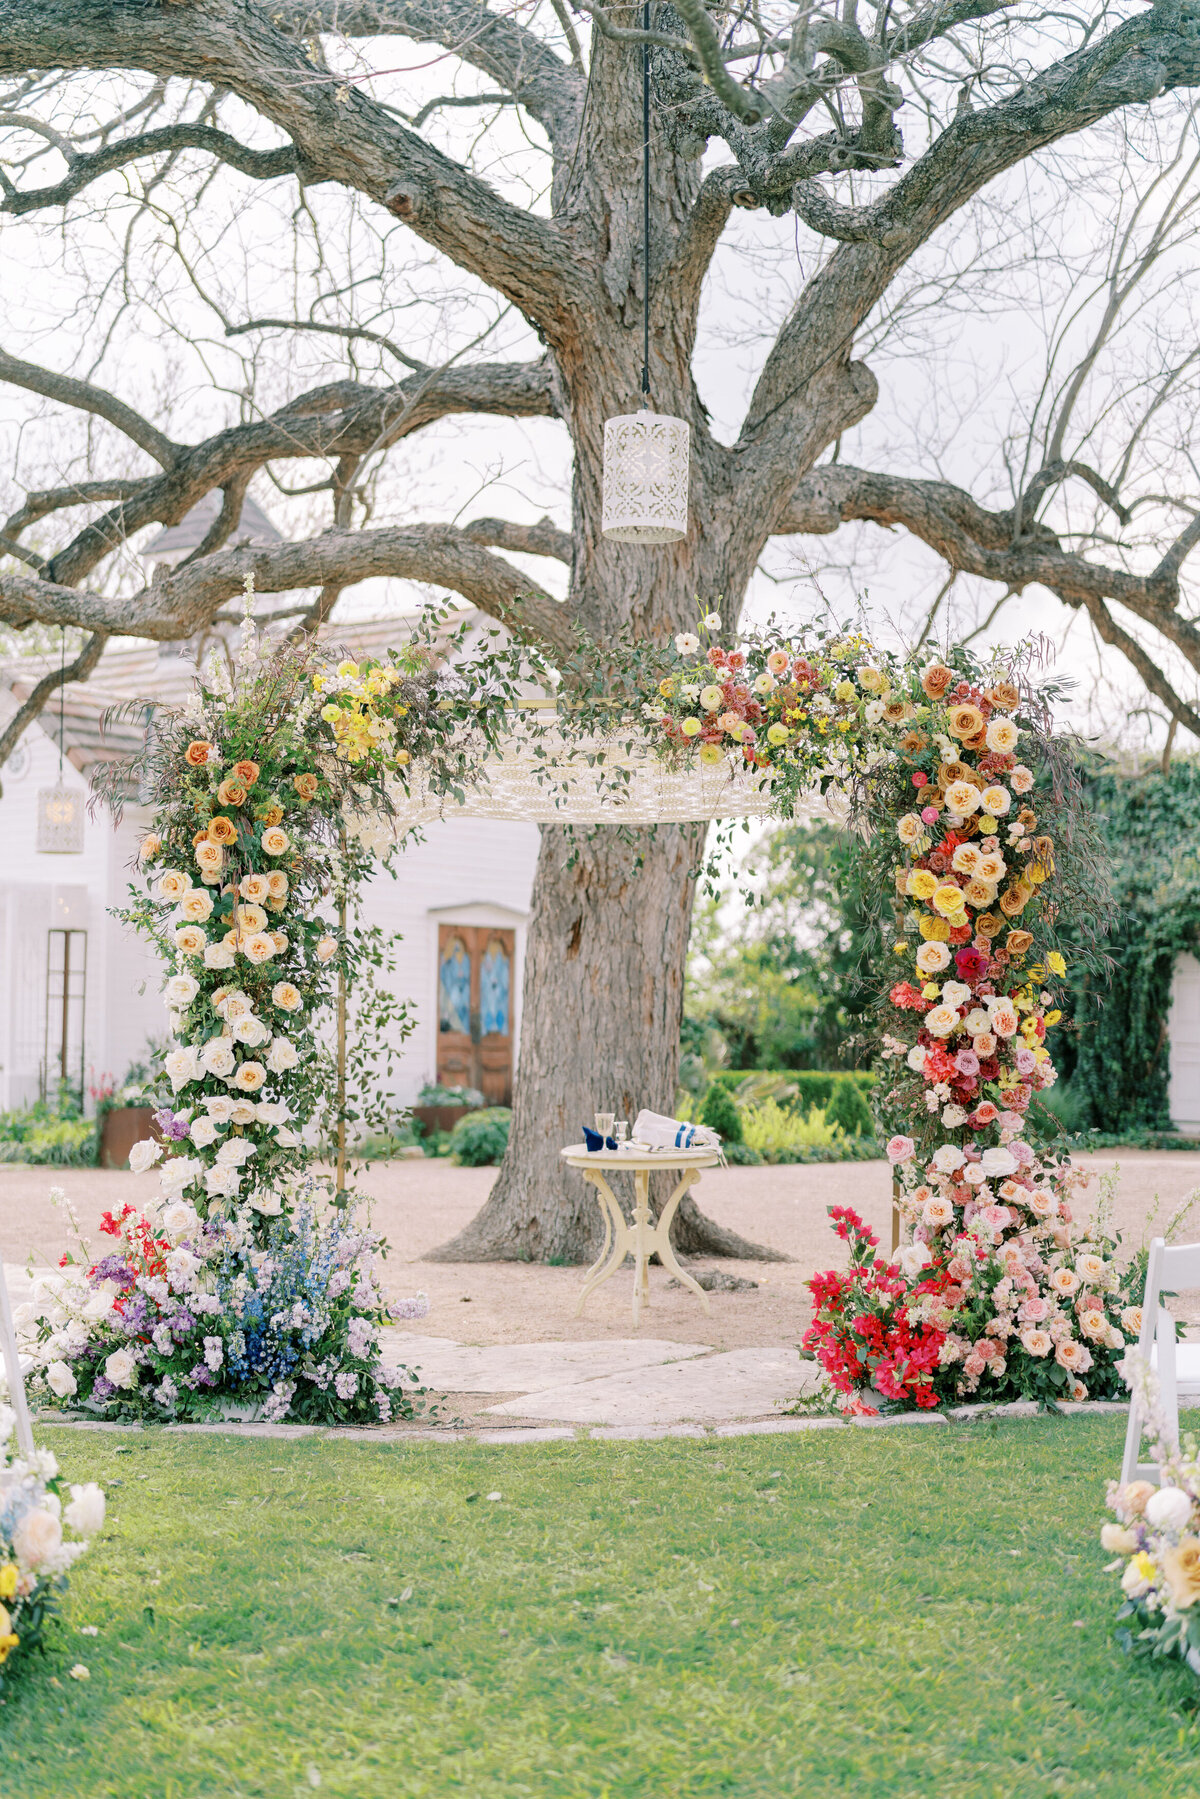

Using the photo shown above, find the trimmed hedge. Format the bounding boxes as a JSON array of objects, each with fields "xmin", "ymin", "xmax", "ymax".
[{"xmin": 711, "ymin": 1069, "xmax": 876, "ymax": 1110}]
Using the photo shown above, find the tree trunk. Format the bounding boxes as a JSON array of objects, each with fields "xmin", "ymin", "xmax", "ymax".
[{"xmin": 428, "ymin": 819, "xmax": 787, "ymax": 1263}]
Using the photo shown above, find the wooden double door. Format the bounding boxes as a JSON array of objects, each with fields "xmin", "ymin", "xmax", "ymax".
[{"xmin": 436, "ymin": 924, "xmax": 515, "ymax": 1105}]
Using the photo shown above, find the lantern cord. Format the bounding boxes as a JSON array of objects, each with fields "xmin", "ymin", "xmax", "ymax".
[
  {"xmin": 58, "ymin": 625, "xmax": 65, "ymax": 778},
  {"xmin": 641, "ymin": 0, "xmax": 651, "ymax": 406}
]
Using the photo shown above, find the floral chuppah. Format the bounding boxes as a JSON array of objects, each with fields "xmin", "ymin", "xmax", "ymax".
[{"xmin": 20, "ymin": 600, "xmax": 1121, "ymax": 1421}]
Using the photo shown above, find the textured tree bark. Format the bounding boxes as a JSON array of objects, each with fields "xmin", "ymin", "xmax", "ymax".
[{"xmin": 429, "ymin": 820, "xmax": 788, "ymax": 1262}]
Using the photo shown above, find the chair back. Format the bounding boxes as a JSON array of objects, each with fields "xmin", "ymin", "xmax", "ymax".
[
  {"xmin": 0, "ymin": 1260, "xmax": 35, "ymax": 1459},
  {"xmin": 1121, "ymin": 1236, "xmax": 1200, "ymax": 1488}
]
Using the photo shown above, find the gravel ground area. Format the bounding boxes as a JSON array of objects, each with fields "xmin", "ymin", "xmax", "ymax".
[{"xmin": 4, "ymin": 1149, "xmax": 1199, "ymax": 1352}]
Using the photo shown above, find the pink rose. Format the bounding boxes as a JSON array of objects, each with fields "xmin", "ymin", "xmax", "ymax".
[
  {"xmin": 886, "ymin": 1135, "xmax": 916, "ymax": 1165},
  {"xmin": 1019, "ymin": 1295, "xmax": 1049, "ymax": 1323}
]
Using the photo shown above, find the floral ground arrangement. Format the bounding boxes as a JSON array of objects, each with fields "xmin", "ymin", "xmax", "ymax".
[
  {"xmin": 1103, "ymin": 1365, "xmax": 1200, "ymax": 1681},
  {"xmin": 0, "ymin": 1406, "xmax": 104, "ymax": 1693},
  {"xmin": 5, "ymin": 1421, "xmax": 1200, "ymax": 1799}
]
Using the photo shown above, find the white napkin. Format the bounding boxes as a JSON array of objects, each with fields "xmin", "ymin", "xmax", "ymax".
[{"xmin": 631, "ymin": 1109, "xmax": 722, "ymax": 1153}]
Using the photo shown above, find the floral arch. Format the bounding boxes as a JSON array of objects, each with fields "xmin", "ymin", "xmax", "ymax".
[{"xmin": 22, "ymin": 599, "xmax": 1131, "ymax": 1423}]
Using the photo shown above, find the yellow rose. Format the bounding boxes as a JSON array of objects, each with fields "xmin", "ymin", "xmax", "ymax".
[
  {"xmin": 932, "ymin": 881, "xmax": 967, "ymax": 918},
  {"xmin": 977, "ymin": 814, "xmax": 997, "ymax": 834},
  {"xmin": 0, "ymin": 1564, "xmax": 17, "ymax": 1599},
  {"xmin": 658, "ymin": 677, "xmax": 675, "ymax": 698},
  {"xmin": 919, "ymin": 913, "xmax": 952, "ymax": 942},
  {"xmin": 907, "ymin": 869, "xmax": 937, "ymax": 900},
  {"xmin": 835, "ymin": 680, "xmax": 857, "ymax": 703},
  {"xmin": 1047, "ymin": 951, "xmax": 1066, "ymax": 976},
  {"xmin": 233, "ymin": 1061, "xmax": 267, "ymax": 1092}
]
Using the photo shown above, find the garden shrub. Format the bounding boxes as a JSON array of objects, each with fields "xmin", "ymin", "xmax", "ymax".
[
  {"xmin": 448, "ymin": 1107, "xmax": 511, "ymax": 1166},
  {"xmin": 700, "ymin": 1080, "xmax": 744, "ymax": 1144},
  {"xmin": 712, "ymin": 1069, "xmax": 875, "ymax": 1110},
  {"xmin": 0, "ymin": 1102, "xmax": 97, "ymax": 1166},
  {"xmin": 824, "ymin": 1080, "xmax": 873, "ymax": 1138},
  {"xmin": 741, "ymin": 1100, "xmax": 843, "ymax": 1160}
]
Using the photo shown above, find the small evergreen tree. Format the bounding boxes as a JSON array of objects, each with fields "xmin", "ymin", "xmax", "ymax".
[{"xmin": 700, "ymin": 1081, "xmax": 744, "ymax": 1145}]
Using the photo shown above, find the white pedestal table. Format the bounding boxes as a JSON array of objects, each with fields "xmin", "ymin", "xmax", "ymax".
[{"xmin": 561, "ymin": 1143, "xmax": 720, "ymax": 1327}]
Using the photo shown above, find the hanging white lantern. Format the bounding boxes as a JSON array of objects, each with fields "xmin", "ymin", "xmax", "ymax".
[
  {"xmin": 37, "ymin": 780, "xmax": 85, "ymax": 853},
  {"xmin": 601, "ymin": 410, "xmax": 690, "ymax": 543}
]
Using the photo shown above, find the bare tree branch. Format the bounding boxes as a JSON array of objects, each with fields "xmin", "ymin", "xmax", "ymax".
[
  {"xmin": 0, "ymin": 526, "xmax": 573, "ymax": 654},
  {"xmin": 0, "ymin": 122, "xmax": 299, "ymax": 215},
  {"xmin": 0, "ymin": 628, "xmax": 107, "ymax": 775},
  {"xmin": 0, "ymin": 347, "xmax": 179, "ymax": 469}
]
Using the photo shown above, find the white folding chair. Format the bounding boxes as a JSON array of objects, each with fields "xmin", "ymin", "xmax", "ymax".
[
  {"xmin": 0, "ymin": 1259, "xmax": 35, "ymax": 1460},
  {"xmin": 1121, "ymin": 1237, "xmax": 1200, "ymax": 1487}
]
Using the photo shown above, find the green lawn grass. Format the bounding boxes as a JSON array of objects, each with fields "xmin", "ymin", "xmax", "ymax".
[{"xmin": 5, "ymin": 1417, "xmax": 1199, "ymax": 1799}]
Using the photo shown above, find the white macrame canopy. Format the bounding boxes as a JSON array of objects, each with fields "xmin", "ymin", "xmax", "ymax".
[{"xmin": 347, "ymin": 718, "xmax": 843, "ymax": 849}]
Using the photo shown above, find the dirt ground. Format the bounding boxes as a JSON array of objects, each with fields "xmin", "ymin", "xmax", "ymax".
[{"xmin": 4, "ymin": 1149, "xmax": 1199, "ymax": 1352}]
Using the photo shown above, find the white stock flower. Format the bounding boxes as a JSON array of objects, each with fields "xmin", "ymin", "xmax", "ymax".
[
  {"xmin": 64, "ymin": 1483, "xmax": 106, "ymax": 1537},
  {"xmin": 128, "ymin": 1138, "xmax": 163, "ymax": 1175}
]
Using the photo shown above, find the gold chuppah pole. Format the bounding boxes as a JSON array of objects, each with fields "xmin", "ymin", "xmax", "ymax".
[{"xmin": 336, "ymin": 828, "xmax": 348, "ymax": 1198}]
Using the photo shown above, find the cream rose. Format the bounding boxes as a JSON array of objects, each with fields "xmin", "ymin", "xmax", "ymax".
[
  {"xmin": 985, "ymin": 717, "xmax": 1019, "ymax": 754},
  {"xmin": 896, "ymin": 813, "xmax": 923, "ymax": 846},
  {"xmin": 175, "ymin": 925, "xmax": 207, "ymax": 956},
  {"xmin": 951, "ymin": 844, "xmax": 981, "ymax": 876},
  {"xmin": 316, "ymin": 935, "xmax": 338, "ymax": 962},
  {"xmin": 1010, "ymin": 765, "xmax": 1035, "ymax": 795},
  {"xmin": 261, "ymin": 826, "xmax": 289, "ymax": 856},
  {"xmin": 922, "ymin": 1195, "xmax": 955, "ymax": 1228},
  {"xmin": 179, "ymin": 888, "xmax": 214, "ymax": 923},
  {"xmin": 271, "ymin": 982, "xmax": 303, "ymax": 1013},
  {"xmin": 266, "ymin": 871, "xmax": 288, "ymax": 900},
  {"xmin": 199, "ymin": 1038, "xmax": 236, "ymax": 1078},
  {"xmin": 204, "ymin": 940, "xmax": 237, "ymax": 971},
  {"xmin": 944, "ymin": 780, "xmax": 982, "ymax": 816},
  {"xmin": 239, "ymin": 874, "xmax": 271, "ymax": 904},
  {"xmin": 1019, "ymin": 1327, "xmax": 1051, "ymax": 1357},
  {"xmin": 165, "ymin": 972, "xmax": 200, "ymax": 1010},
  {"xmin": 156, "ymin": 869, "xmax": 188, "ymax": 901},
  {"xmin": 13, "ymin": 1506, "xmax": 63, "ymax": 1571},
  {"xmin": 915, "ymin": 940, "xmax": 951, "ymax": 975},
  {"xmin": 242, "ymin": 933, "xmax": 276, "ymax": 965},
  {"xmin": 265, "ymin": 1036, "xmax": 299, "ymax": 1073},
  {"xmin": 980, "ymin": 783, "xmax": 1012, "ymax": 816},
  {"xmin": 924, "ymin": 1004, "xmax": 959, "ymax": 1037},
  {"xmin": 233, "ymin": 1061, "xmax": 266, "ymax": 1092}
]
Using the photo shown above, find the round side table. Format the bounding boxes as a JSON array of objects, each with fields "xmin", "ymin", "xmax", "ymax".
[{"xmin": 561, "ymin": 1143, "xmax": 720, "ymax": 1327}]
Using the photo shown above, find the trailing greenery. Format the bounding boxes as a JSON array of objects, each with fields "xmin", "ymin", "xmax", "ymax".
[
  {"xmin": 9, "ymin": 1421, "xmax": 1200, "ymax": 1798},
  {"xmin": 448, "ymin": 1106, "xmax": 512, "ymax": 1166},
  {"xmin": 1059, "ymin": 758, "xmax": 1200, "ymax": 1133}
]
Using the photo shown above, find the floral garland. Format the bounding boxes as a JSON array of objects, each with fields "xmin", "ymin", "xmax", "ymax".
[
  {"xmin": 0, "ymin": 1403, "xmax": 103, "ymax": 1688},
  {"xmin": 653, "ymin": 618, "xmax": 1128, "ymax": 1410},
  {"xmin": 25, "ymin": 600, "xmax": 530, "ymax": 1424}
]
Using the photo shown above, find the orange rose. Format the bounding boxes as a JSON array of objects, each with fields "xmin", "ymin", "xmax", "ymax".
[
  {"xmin": 138, "ymin": 833, "xmax": 161, "ymax": 863},
  {"xmin": 233, "ymin": 760, "xmax": 260, "ymax": 787},
  {"xmin": 921, "ymin": 663, "xmax": 955, "ymax": 700},
  {"xmin": 987, "ymin": 678, "xmax": 1020, "ymax": 710},
  {"xmin": 260, "ymin": 805, "xmax": 284, "ymax": 828},
  {"xmin": 293, "ymin": 773, "xmax": 319, "ymax": 802},
  {"xmin": 976, "ymin": 912, "xmax": 1004, "ymax": 940},
  {"xmin": 185, "ymin": 740, "xmax": 214, "ymax": 767},
  {"xmin": 999, "ymin": 883, "xmax": 1033, "ymax": 917},
  {"xmin": 1017, "ymin": 807, "xmax": 1038, "ymax": 829},
  {"xmin": 937, "ymin": 761, "xmax": 975, "ymax": 790},
  {"xmin": 882, "ymin": 698, "xmax": 910, "ymax": 724},
  {"xmin": 217, "ymin": 780, "xmax": 248, "ymax": 807},
  {"xmin": 207, "ymin": 816, "xmax": 238, "ymax": 846},
  {"xmin": 898, "ymin": 729, "xmax": 928, "ymax": 757},
  {"xmin": 192, "ymin": 828, "xmax": 210, "ymax": 848},
  {"xmin": 962, "ymin": 726, "xmax": 988, "ymax": 752},
  {"xmin": 948, "ymin": 704, "xmax": 985, "ymax": 741},
  {"xmin": 1005, "ymin": 929, "xmax": 1034, "ymax": 957},
  {"xmin": 1032, "ymin": 835, "xmax": 1055, "ymax": 866}
]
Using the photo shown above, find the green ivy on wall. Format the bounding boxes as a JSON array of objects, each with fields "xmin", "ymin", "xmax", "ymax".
[{"xmin": 1066, "ymin": 758, "xmax": 1200, "ymax": 1131}]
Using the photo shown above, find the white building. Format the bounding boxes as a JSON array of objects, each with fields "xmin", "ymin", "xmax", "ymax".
[{"xmin": 0, "ymin": 625, "xmax": 539, "ymax": 1119}]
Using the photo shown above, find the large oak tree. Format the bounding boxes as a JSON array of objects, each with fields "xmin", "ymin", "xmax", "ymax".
[{"xmin": 2, "ymin": 0, "xmax": 1200, "ymax": 1258}]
